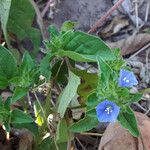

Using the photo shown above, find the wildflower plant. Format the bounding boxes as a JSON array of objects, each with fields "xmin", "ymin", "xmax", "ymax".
[{"xmin": 0, "ymin": 20, "xmax": 143, "ymax": 149}]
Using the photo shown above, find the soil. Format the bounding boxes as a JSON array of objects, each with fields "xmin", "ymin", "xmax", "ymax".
[{"xmin": 52, "ymin": 0, "xmax": 113, "ymax": 31}]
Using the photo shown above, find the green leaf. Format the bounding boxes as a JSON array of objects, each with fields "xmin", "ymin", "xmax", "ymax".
[
  {"xmin": 0, "ymin": 76, "xmax": 9, "ymax": 89},
  {"xmin": 49, "ymin": 29, "xmax": 115, "ymax": 62},
  {"xmin": 21, "ymin": 51, "xmax": 35, "ymax": 72},
  {"xmin": 11, "ymin": 109, "xmax": 34, "ymax": 124},
  {"xmin": 57, "ymin": 71, "xmax": 80, "ymax": 118},
  {"xmin": 12, "ymin": 87, "xmax": 28, "ymax": 103},
  {"xmin": 118, "ymin": 106, "xmax": 140, "ymax": 137},
  {"xmin": 62, "ymin": 31, "xmax": 115, "ymax": 61},
  {"xmin": 127, "ymin": 93, "xmax": 142, "ymax": 103},
  {"xmin": 56, "ymin": 118, "xmax": 68, "ymax": 143},
  {"xmin": 0, "ymin": 45, "xmax": 17, "ymax": 79},
  {"xmin": 7, "ymin": 0, "xmax": 41, "ymax": 56},
  {"xmin": 97, "ymin": 56, "xmax": 112, "ymax": 88},
  {"xmin": 58, "ymin": 49, "xmax": 97, "ymax": 62},
  {"xmin": 4, "ymin": 97, "xmax": 11, "ymax": 111},
  {"xmin": 48, "ymin": 25, "xmax": 59, "ymax": 39},
  {"xmin": 51, "ymin": 60, "xmax": 68, "ymax": 83},
  {"xmin": 61, "ymin": 21, "xmax": 77, "ymax": 32},
  {"xmin": 57, "ymin": 142, "xmax": 67, "ymax": 150},
  {"xmin": 12, "ymin": 51, "xmax": 39, "ymax": 88},
  {"xmin": 39, "ymin": 52, "xmax": 51, "ymax": 80},
  {"xmin": 86, "ymin": 93, "xmax": 99, "ymax": 110},
  {"xmin": 70, "ymin": 115, "xmax": 98, "ymax": 132},
  {"xmin": 38, "ymin": 136, "xmax": 56, "ymax": 150},
  {"xmin": 0, "ymin": 0, "xmax": 11, "ymax": 44},
  {"xmin": 4, "ymin": 121, "xmax": 11, "ymax": 132}
]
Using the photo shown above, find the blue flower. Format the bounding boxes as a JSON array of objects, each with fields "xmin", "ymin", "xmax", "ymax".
[
  {"xmin": 96, "ymin": 100, "xmax": 120, "ymax": 122},
  {"xmin": 119, "ymin": 69, "xmax": 138, "ymax": 87}
]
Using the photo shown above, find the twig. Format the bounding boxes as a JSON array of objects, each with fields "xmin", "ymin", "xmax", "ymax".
[
  {"xmin": 129, "ymin": 43, "xmax": 150, "ymax": 59},
  {"xmin": 134, "ymin": 102, "xmax": 147, "ymax": 112},
  {"xmin": 145, "ymin": 1, "xmax": 149, "ymax": 22},
  {"xmin": 41, "ymin": 0, "xmax": 52, "ymax": 17},
  {"xmin": 146, "ymin": 49, "xmax": 150, "ymax": 70},
  {"xmin": 80, "ymin": 132, "xmax": 103, "ymax": 137},
  {"xmin": 88, "ymin": 0, "xmax": 125, "ymax": 33},
  {"xmin": 145, "ymin": 109, "xmax": 150, "ymax": 115},
  {"xmin": 27, "ymin": 92, "xmax": 32, "ymax": 108},
  {"xmin": 133, "ymin": 0, "xmax": 139, "ymax": 30},
  {"xmin": 75, "ymin": 137, "xmax": 86, "ymax": 150},
  {"xmin": 29, "ymin": 0, "xmax": 47, "ymax": 39}
]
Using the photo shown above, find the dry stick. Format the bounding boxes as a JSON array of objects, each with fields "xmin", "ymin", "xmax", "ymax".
[
  {"xmin": 134, "ymin": 0, "xmax": 139, "ymax": 30},
  {"xmin": 88, "ymin": 0, "xmax": 125, "ymax": 33},
  {"xmin": 129, "ymin": 42, "xmax": 150, "ymax": 59},
  {"xmin": 75, "ymin": 137, "xmax": 86, "ymax": 150},
  {"xmin": 41, "ymin": 0, "xmax": 52, "ymax": 17},
  {"xmin": 80, "ymin": 132, "xmax": 103, "ymax": 137},
  {"xmin": 145, "ymin": 2, "xmax": 149, "ymax": 22}
]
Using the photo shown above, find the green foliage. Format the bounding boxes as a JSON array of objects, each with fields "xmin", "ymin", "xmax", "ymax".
[
  {"xmin": 7, "ymin": 0, "xmax": 41, "ymax": 56},
  {"xmin": 39, "ymin": 52, "xmax": 52, "ymax": 80},
  {"xmin": 56, "ymin": 118, "xmax": 68, "ymax": 143},
  {"xmin": 46, "ymin": 24, "xmax": 116, "ymax": 62},
  {"xmin": 10, "ymin": 51, "xmax": 39, "ymax": 88},
  {"xmin": 70, "ymin": 115, "xmax": 98, "ymax": 132},
  {"xmin": 12, "ymin": 87, "xmax": 28, "ymax": 103},
  {"xmin": 0, "ymin": 76, "xmax": 9, "ymax": 89},
  {"xmin": 0, "ymin": 45, "xmax": 17, "ymax": 79},
  {"xmin": 118, "ymin": 106, "xmax": 140, "ymax": 137},
  {"xmin": 0, "ymin": 96, "xmax": 33, "ymax": 132},
  {"xmin": 61, "ymin": 21, "xmax": 77, "ymax": 32},
  {"xmin": 11, "ymin": 109, "xmax": 34, "ymax": 123},
  {"xmin": 57, "ymin": 71, "xmax": 80, "ymax": 118},
  {"xmin": 0, "ymin": 0, "xmax": 11, "ymax": 44},
  {"xmin": 0, "ymin": 18, "xmax": 144, "ymax": 148}
]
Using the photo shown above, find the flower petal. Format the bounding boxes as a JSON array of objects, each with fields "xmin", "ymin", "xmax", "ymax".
[
  {"xmin": 96, "ymin": 100, "xmax": 120, "ymax": 122},
  {"xmin": 119, "ymin": 69, "xmax": 138, "ymax": 87}
]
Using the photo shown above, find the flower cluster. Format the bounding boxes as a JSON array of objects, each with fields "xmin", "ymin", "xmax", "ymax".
[{"xmin": 96, "ymin": 69, "xmax": 138, "ymax": 123}]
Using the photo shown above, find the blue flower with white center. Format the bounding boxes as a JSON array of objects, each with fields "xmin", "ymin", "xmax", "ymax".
[
  {"xmin": 96, "ymin": 100, "xmax": 120, "ymax": 122},
  {"xmin": 119, "ymin": 69, "xmax": 138, "ymax": 88}
]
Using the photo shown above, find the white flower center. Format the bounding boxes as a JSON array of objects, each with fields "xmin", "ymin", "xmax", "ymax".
[
  {"xmin": 123, "ymin": 77, "xmax": 130, "ymax": 83},
  {"xmin": 105, "ymin": 106, "xmax": 113, "ymax": 115}
]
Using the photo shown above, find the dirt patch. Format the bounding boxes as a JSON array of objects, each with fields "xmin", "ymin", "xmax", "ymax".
[{"xmin": 52, "ymin": 0, "xmax": 113, "ymax": 31}]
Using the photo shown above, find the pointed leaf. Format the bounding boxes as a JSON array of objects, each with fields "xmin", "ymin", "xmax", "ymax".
[
  {"xmin": 57, "ymin": 71, "xmax": 80, "ymax": 118},
  {"xmin": 70, "ymin": 115, "xmax": 98, "ymax": 132},
  {"xmin": 12, "ymin": 87, "xmax": 28, "ymax": 103},
  {"xmin": 0, "ymin": 0, "xmax": 11, "ymax": 44},
  {"xmin": 7, "ymin": 0, "xmax": 41, "ymax": 56},
  {"xmin": 0, "ymin": 45, "xmax": 17, "ymax": 79},
  {"xmin": 11, "ymin": 109, "xmax": 33, "ymax": 123},
  {"xmin": 56, "ymin": 118, "xmax": 68, "ymax": 143},
  {"xmin": 118, "ymin": 106, "xmax": 140, "ymax": 137}
]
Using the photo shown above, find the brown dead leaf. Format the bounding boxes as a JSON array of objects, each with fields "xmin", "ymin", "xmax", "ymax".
[
  {"xmin": 99, "ymin": 16, "xmax": 129, "ymax": 38},
  {"xmin": 107, "ymin": 34, "xmax": 150, "ymax": 56},
  {"xmin": 98, "ymin": 112, "xmax": 150, "ymax": 150},
  {"xmin": 11, "ymin": 129, "xmax": 34, "ymax": 150}
]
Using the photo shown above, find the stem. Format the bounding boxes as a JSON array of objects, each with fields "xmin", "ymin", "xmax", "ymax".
[{"xmin": 33, "ymin": 91, "xmax": 52, "ymax": 133}]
